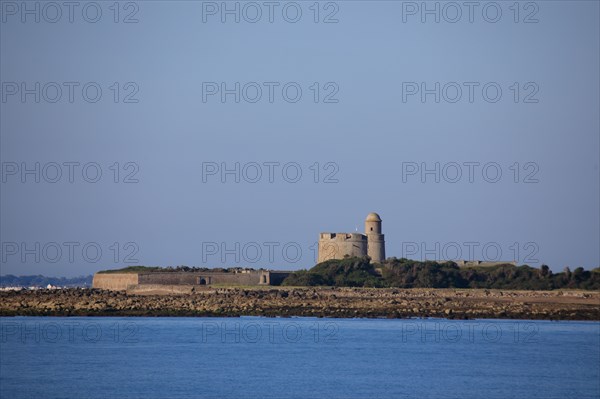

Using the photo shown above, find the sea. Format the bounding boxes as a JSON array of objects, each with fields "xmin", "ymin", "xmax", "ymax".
[{"xmin": 0, "ymin": 317, "xmax": 598, "ymax": 399}]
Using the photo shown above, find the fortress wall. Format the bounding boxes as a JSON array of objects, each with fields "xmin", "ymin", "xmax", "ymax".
[
  {"xmin": 92, "ymin": 273, "xmax": 139, "ymax": 291},
  {"xmin": 138, "ymin": 272, "xmax": 263, "ymax": 286},
  {"xmin": 94, "ymin": 271, "xmax": 284, "ymax": 290},
  {"xmin": 207, "ymin": 273, "xmax": 262, "ymax": 285},
  {"xmin": 139, "ymin": 273, "xmax": 197, "ymax": 285}
]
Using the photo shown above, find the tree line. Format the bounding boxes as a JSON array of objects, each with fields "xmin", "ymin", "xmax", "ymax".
[{"xmin": 281, "ymin": 257, "xmax": 600, "ymax": 290}]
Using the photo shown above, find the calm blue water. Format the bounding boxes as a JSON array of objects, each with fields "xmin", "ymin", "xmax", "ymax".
[{"xmin": 1, "ymin": 317, "xmax": 598, "ymax": 399}]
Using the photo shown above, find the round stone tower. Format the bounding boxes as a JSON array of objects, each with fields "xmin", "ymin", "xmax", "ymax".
[{"xmin": 365, "ymin": 212, "xmax": 385, "ymax": 263}]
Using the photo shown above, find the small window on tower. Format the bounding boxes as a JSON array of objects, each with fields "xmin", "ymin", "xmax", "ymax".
[{"xmin": 370, "ymin": 227, "xmax": 373, "ymax": 231}]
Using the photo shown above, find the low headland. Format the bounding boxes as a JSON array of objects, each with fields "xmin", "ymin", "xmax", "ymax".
[{"xmin": 1, "ymin": 258, "xmax": 598, "ymax": 320}]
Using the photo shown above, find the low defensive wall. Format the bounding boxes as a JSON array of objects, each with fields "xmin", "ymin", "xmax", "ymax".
[
  {"xmin": 93, "ymin": 270, "xmax": 293, "ymax": 291},
  {"xmin": 92, "ymin": 273, "xmax": 139, "ymax": 291}
]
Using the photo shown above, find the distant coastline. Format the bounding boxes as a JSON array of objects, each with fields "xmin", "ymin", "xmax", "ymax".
[
  {"xmin": 2, "ymin": 258, "xmax": 598, "ymax": 321},
  {"xmin": 0, "ymin": 274, "xmax": 92, "ymax": 289},
  {"xmin": 91, "ymin": 258, "xmax": 600, "ymax": 291}
]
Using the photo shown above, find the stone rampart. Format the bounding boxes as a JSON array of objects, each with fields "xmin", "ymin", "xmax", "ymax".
[
  {"xmin": 138, "ymin": 271, "xmax": 263, "ymax": 286},
  {"xmin": 92, "ymin": 273, "xmax": 139, "ymax": 291}
]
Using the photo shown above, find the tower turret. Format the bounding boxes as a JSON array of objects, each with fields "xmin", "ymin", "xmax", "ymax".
[{"xmin": 365, "ymin": 212, "xmax": 385, "ymax": 263}]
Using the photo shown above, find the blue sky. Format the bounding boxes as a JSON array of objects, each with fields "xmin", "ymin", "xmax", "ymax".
[{"xmin": 1, "ymin": 0, "xmax": 598, "ymax": 276}]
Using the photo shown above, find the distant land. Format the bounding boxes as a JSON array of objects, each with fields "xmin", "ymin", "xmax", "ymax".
[
  {"xmin": 3, "ymin": 257, "xmax": 600, "ymax": 291},
  {"xmin": 2, "ymin": 259, "xmax": 599, "ymax": 320},
  {"xmin": 0, "ymin": 275, "xmax": 93, "ymax": 288},
  {"xmin": 94, "ymin": 258, "xmax": 600, "ymax": 291}
]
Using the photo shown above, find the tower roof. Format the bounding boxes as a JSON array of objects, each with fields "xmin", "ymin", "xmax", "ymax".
[{"xmin": 365, "ymin": 212, "xmax": 382, "ymax": 222}]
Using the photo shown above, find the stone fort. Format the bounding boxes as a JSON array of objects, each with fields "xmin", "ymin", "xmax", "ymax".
[
  {"xmin": 318, "ymin": 212, "xmax": 386, "ymax": 264},
  {"xmin": 93, "ymin": 211, "xmax": 515, "ymax": 292},
  {"xmin": 93, "ymin": 269, "xmax": 292, "ymax": 292}
]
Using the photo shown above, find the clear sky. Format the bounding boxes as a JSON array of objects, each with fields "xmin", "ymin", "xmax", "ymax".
[{"xmin": 1, "ymin": 0, "xmax": 598, "ymax": 276}]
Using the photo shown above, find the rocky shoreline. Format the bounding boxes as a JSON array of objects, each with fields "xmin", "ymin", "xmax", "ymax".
[{"xmin": 1, "ymin": 287, "xmax": 599, "ymax": 320}]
